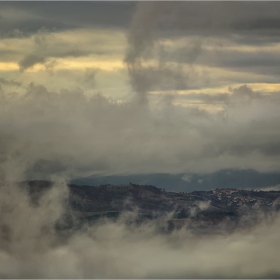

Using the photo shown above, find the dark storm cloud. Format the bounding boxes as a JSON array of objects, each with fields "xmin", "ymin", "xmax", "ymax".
[
  {"xmin": 153, "ymin": 2, "xmax": 280, "ymax": 47},
  {"xmin": 2, "ymin": 1, "xmax": 280, "ymax": 85},
  {"xmin": 232, "ymin": 17, "xmax": 280, "ymax": 31},
  {"xmin": 0, "ymin": 2, "xmax": 136, "ymax": 37},
  {"xmin": 0, "ymin": 19, "xmax": 74, "ymax": 39},
  {"xmin": 231, "ymin": 31, "xmax": 280, "ymax": 46},
  {"xmin": 165, "ymin": 2, "xmax": 280, "ymax": 31},
  {"xmin": 25, "ymin": 2, "xmax": 136, "ymax": 29},
  {"xmin": 162, "ymin": 44, "xmax": 280, "ymax": 82},
  {"xmin": 2, "ymin": 1, "xmax": 280, "ymax": 43},
  {"xmin": 202, "ymin": 49, "xmax": 280, "ymax": 69},
  {"xmin": 203, "ymin": 49, "xmax": 280, "ymax": 79}
]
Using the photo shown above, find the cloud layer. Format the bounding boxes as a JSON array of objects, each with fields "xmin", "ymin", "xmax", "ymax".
[
  {"xmin": 2, "ymin": 2, "xmax": 280, "ymax": 100},
  {"xmin": 1, "ymin": 82, "xmax": 280, "ymax": 182},
  {"xmin": 1, "ymin": 2, "xmax": 280, "ymax": 180},
  {"xmin": 0, "ymin": 181, "xmax": 280, "ymax": 278}
]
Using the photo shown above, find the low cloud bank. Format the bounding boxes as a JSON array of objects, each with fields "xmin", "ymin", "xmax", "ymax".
[
  {"xmin": 0, "ymin": 180, "xmax": 280, "ymax": 278},
  {"xmin": 1, "ymin": 82, "xmax": 280, "ymax": 181}
]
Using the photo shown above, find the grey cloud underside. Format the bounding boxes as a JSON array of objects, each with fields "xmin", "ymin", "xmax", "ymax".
[
  {"xmin": 0, "ymin": 2, "xmax": 136, "ymax": 37},
  {"xmin": 0, "ymin": 19, "xmax": 75, "ymax": 39},
  {"xmin": 2, "ymin": 1, "xmax": 280, "ymax": 84},
  {"xmin": 156, "ymin": 2, "xmax": 280, "ymax": 42},
  {"xmin": 200, "ymin": 50, "xmax": 280, "ymax": 76},
  {"xmin": 232, "ymin": 17, "xmax": 280, "ymax": 31},
  {"xmin": 1, "ymin": 2, "xmax": 280, "ymax": 43},
  {"xmin": 158, "ymin": 46, "xmax": 280, "ymax": 83}
]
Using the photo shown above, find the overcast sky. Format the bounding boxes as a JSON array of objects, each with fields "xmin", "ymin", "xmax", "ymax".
[{"xmin": 1, "ymin": 2, "xmax": 280, "ymax": 180}]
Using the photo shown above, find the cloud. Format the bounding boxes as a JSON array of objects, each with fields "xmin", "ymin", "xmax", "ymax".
[
  {"xmin": 2, "ymin": 2, "xmax": 280, "ymax": 179},
  {"xmin": 0, "ymin": 2, "xmax": 135, "ymax": 39},
  {"xmin": 10, "ymin": 26, "xmax": 126, "ymax": 77},
  {"xmin": 1, "ymin": 81, "xmax": 280, "ymax": 182},
  {"xmin": 124, "ymin": 2, "xmax": 203, "ymax": 105},
  {"xmin": 3, "ymin": 2, "xmax": 280, "ymax": 42},
  {"xmin": 16, "ymin": 28, "xmax": 94, "ymax": 72},
  {"xmin": 0, "ymin": 179, "xmax": 280, "ymax": 278},
  {"xmin": 124, "ymin": 2, "xmax": 170, "ymax": 104},
  {"xmin": 18, "ymin": 54, "xmax": 46, "ymax": 71},
  {"xmin": 0, "ymin": 78, "xmax": 21, "ymax": 87},
  {"xmin": 83, "ymin": 68, "xmax": 98, "ymax": 85},
  {"xmin": 232, "ymin": 17, "xmax": 280, "ymax": 31},
  {"xmin": 258, "ymin": 185, "xmax": 280, "ymax": 192},
  {"xmin": 159, "ymin": 2, "xmax": 280, "ymax": 38},
  {"xmin": 3, "ymin": 2, "xmax": 280, "ymax": 93}
]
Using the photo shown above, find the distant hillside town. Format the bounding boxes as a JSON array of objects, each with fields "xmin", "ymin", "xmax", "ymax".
[{"xmin": 20, "ymin": 180, "xmax": 280, "ymax": 234}]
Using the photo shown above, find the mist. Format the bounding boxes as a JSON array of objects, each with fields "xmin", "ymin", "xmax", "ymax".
[{"xmin": 0, "ymin": 180, "xmax": 279, "ymax": 279}]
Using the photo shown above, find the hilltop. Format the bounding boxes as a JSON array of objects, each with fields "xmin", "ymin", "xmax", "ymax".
[{"xmin": 20, "ymin": 180, "xmax": 280, "ymax": 233}]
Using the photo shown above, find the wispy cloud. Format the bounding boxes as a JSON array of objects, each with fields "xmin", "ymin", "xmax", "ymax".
[{"xmin": 0, "ymin": 180, "xmax": 279, "ymax": 278}]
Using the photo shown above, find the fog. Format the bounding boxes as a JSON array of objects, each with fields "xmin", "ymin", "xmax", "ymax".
[{"xmin": 0, "ymin": 181, "xmax": 279, "ymax": 278}]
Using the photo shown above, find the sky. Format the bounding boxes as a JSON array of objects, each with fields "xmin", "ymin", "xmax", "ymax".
[{"xmin": 2, "ymin": 2, "xmax": 280, "ymax": 181}]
